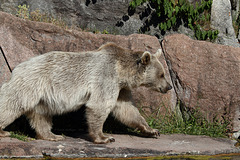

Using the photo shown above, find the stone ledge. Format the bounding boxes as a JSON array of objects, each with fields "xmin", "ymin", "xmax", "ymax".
[{"xmin": 0, "ymin": 134, "xmax": 239, "ymax": 159}]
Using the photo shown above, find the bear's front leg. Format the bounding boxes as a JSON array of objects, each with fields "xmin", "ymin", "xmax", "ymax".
[
  {"xmin": 112, "ymin": 101, "xmax": 160, "ymax": 138},
  {"xmin": 26, "ymin": 111, "xmax": 64, "ymax": 141},
  {"xmin": 0, "ymin": 130, "xmax": 11, "ymax": 137},
  {"xmin": 86, "ymin": 107, "xmax": 115, "ymax": 144}
]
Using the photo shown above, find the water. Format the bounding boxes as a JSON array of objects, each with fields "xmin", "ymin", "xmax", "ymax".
[{"xmin": 41, "ymin": 154, "xmax": 240, "ymax": 160}]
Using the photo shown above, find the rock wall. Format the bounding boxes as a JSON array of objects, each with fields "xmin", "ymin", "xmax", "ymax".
[
  {"xmin": 0, "ymin": 11, "xmax": 240, "ymax": 132},
  {"xmin": 1, "ymin": 0, "xmax": 239, "ymax": 47},
  {"xmin": 162, "ymin": 34, "xmax": 240, "ymax": 131},
  {"xmin": 0, "ymin": 0, "xmax": 141, "ymax": 35}
]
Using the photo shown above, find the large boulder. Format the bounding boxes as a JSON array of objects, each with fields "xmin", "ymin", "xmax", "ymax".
[
  {"xmin": 162, "ymin": 34, "xmax": 240, "ymax": 131},
  {"xmin": 211, "ymin": 0, "xmax": 239, "ymax": 47},
  {"xmin": 0, "ymin": 11, "xmax": 175, "ymax": 120}
]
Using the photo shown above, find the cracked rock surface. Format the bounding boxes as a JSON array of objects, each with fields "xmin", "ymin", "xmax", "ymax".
[{"xmin": 0, "ymin": 134, "xmax": 239, "ymax": 158}]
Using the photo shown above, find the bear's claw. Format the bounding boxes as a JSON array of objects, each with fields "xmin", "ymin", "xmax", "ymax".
[
  {"xmin": 142, "ymin": 129, "xmax": 160, "ymax": 138},
  {"xmin": 153, "ymin": 129, "xmax": 160, "ymax": 137},
  {"xmin": 109, "ymin": 137, "xmax": 115, "ymax": 142},
  {"xmin": 94, "ymin": 136, "xmax": 115, "ymax": 144}
]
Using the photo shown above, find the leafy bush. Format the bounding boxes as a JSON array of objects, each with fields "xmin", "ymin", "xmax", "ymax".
[{"xmin": 129, "ymin": 0, "xmax": 219, "ymax": 41}]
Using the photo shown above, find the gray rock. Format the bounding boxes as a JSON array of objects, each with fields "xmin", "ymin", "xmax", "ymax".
[
  {"xmin": 0, "ymin": 0, "xmax": 208, "ymax": 38},
  {"xmin": 230, "ymin": 0, "xmax": 239, "ymax": 20},
  {"xmin": 177, "ymin": 25, "xmax": 195, "ymax": 39},
  {"xmin": 0, "ymin": 0, "xmax": 18, "ymax": 14},
  {"xmin": 215, "ymin": 34, "xmax": 240, "ymax": 48},
  {"xmin": 211, "ymin": 0, "xmax": 239, "ymax": 47},
  {"xmin": 238, "ymin": 29, "xmax": 240, "ymax": 42},
  {"xmin": 117, "ymin": 16, "xmax": 143, "ymax": 35},
  {"xmin": 0, "ymin": 0, "xmax": 134, "ymax": 34},
  {"xmin": 1, "ymin": 0, "xmax": 239, "ymax": 47}
]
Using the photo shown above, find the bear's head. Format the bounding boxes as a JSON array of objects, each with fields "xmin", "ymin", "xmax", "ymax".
[{"xmin": 139, "ymin": 49, "xmax": 172, "ymax": 94}]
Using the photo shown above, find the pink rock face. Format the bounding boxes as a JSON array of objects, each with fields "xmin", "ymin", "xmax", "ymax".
[
  {"xmin": 162, "ymin": 34, "xmax": 240, "ymax": 131},
  {"xmin": 0, "ymin": 11, "xmax": 175, "ymax": 118}
]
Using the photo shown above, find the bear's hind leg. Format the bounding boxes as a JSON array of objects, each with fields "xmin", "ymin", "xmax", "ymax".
[
  {"xmin": 112, "ymin": 101, "xmax": 160, "ymax": 137},
  {"xmin": 26, "ymin": 111, "xmax": 64, "ymax": 141},
  {"xmin": 86, "ymin": 107, "xmax": 115, "ymax": 144}
]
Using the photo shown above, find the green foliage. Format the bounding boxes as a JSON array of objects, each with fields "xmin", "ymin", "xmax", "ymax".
[
  {"xmin": 101, "ymin": 29, "xmax": 109, "ymax": 34},
  {"xmin": 140, "ymin": 104, "xmax": 230, "ymax": 138},
  {"xmin": 10, "ymin": 131, "xmax": 34, "ymax": 142},
  {"xmin": 16, "ymin": 5, "xmax": 67, "ymax": 29},
  {"xmin": 130, "ymin": 0, "xmax": 219, "ymax": 41},
  {"xmin": 17, "ymin": 4, "xmax": 30, "ymax": 19}
]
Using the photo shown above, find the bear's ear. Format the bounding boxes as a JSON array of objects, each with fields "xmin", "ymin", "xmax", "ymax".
[
  {"xmin": 155, "ymin": 48, "xmax": 162, "ymax": 59},
  {"xmin": 141, "ymin": 51, "xmax": 151, "ymax": 65}
]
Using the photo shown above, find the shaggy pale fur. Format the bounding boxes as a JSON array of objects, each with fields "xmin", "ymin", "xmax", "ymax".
[{"xmin": 0, "ymin": 43, "xmax": 172, "ymax": 143}]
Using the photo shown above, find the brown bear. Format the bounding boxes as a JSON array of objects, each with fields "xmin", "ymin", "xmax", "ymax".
[{"xmin": 0, "ymin": 43, "xmax": 172, "ymax": 144}]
